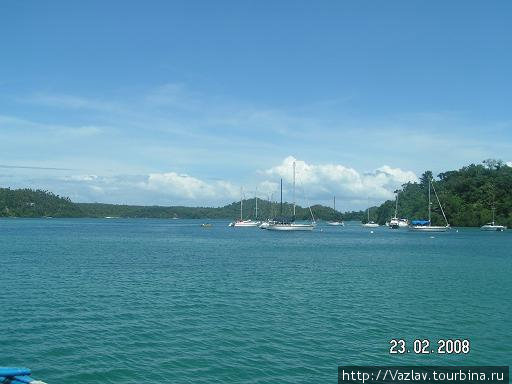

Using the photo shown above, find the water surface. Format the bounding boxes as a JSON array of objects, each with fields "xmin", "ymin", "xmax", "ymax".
[{"xmin": 1, "ymin": 219, "xmax": 510, "ymax": 383}]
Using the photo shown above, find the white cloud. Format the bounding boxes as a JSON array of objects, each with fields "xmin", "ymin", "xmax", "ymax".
[
  {"xmin": 141, "ymin": 172, "xmax": 239, "ymax": 201},
  {"xmin": 64, "ymin": 174, "xmax": 98, "ymax": 181},
  {"xmin": 263, "ymin": 156, "xmax": 418, "ymax": 202},
  {"xmin": 1, "ymin": 157, "xmax": 418, "ymax": 209},
  {"xmin": 507, "ymin": 161, "xmax": 512, "ymax": 167}
]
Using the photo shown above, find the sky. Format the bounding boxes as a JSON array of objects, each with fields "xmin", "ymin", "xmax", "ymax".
[{"xmin": 1, "ymin": 0, "xmax": 511, "ymax": 210}]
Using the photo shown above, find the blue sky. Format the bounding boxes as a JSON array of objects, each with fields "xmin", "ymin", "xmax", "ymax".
[{"xmin": 1, "ymin": 0, "xmax": 511, "ymax": 209}]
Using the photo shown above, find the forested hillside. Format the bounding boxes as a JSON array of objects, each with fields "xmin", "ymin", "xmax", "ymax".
[
  {"xmin": 0, "ymin": 189, "xmax": 346, "ymax": 220},
  {"xmin": 0, "ymin": 188, "xmax": 83, "ymax": 217},
  {"xmin": 372, "ymin": 160, "xmax": 512, "ymax": 227}
]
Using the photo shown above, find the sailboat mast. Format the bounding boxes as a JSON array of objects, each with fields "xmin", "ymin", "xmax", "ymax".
[
  {"xmin": 431, "ymin": 178, "xmax": 449, "ymax": 226},
  {"xmin": 334, "ymin": 196, "xmax": 336, "ymax": 212},
  {"xmin": 255, "ymin": 190, "xmax": 258, "ymax": 219},
  {"xmin": 428, "ymin": 179, "xmax": 432, "ymax": 225},
  {"xmin": 293, "ymin": 161, "xmax": 296, "ymax": 217},
  {"xmin": 280, "ymin": 178, "xmax": 283, "ymax": 216},
  {"xmin": 395, "ymin": 192, "xmax": 398, "ymax": 218},
  {"xmin": 240, "ymin": 187, "xmax": 243, "ymax": 221}
]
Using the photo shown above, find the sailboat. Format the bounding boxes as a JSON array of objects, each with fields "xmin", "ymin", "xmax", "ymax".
[
  {"xmin": 362, "ymin": 199, "xmax": 379, "ymax": 228},
  {"xmin": 389, "ymin": 191, "xmax": 409, "ymax": 229},
  {"xmin": 267, "ymin": 162, "xmax": 315, "ymax": 231},
  {"xmin": 409, "ymin": 178, "xmax": 450, "ymax": 232},
  {"xmin": 228, "ymin": 188, "xmax": 261, "ymax": 227},
  {"xmin": 481, "ymin": 207, "xmax": 507, "ymax": 231},
  {"xmin": 327, "ymin": 196, "xmax": 344, "ymax": 226}
]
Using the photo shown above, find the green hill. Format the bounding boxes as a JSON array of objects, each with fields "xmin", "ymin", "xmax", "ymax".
[
  {"xmin": 0, "ymin": 188, "xmax": 349, "ymax": 220},
  {"xmin": 0, "ymin": 188, "xmax": 83, "ymax": 217},
  {"xmin": 373, "ymin": 159, "xmax": 512, "ymax": 227}
]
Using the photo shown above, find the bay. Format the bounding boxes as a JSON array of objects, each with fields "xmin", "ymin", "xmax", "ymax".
[{"xmin": 1, "ymin": 219, "xmax": 510, "ymax": 383}]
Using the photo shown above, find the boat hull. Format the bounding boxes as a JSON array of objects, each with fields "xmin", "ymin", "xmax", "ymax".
[
  {"xmin": 229, "ymin": 220, "xmax": 261, "ymax": 227},
  {"xmin": 481, "ymin": 225, "xmax": 506, "ymax": 231},
  {"xmin": 267, "ymin": 223, "xmax": 315, "ymax": 231},
  {"xmin": 362, "ymin": 223, "xmax": 379, "ymax": 228},
  {"xmin": 327, "ymin": 221, "xmax": 344, "ymax": 226},
  {"xmin": 409, "ymin": 226, "xmax": 449, "ymax": 232}
]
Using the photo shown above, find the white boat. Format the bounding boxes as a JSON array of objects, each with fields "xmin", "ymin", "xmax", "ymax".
[
  {"xmin": 389, "ymin": 218, "xmax": 409, "ymax": 228},
  {"xmin": 327, "ymin": 196, "xmax": 344, "ymax": 226},
  {"xmin": 481, "ymin": 208, "xmax": 506, "ymax": 231},
  {"xmin": 267, "ymin": 222, "xmax": 315, "ymax": 231},
  {"xmin": 228, "ymin": 188, "xmax": 261, "ymax": 227},
  {"xmin": 266, "ymin": 162, "xmax": 316, "ymax": 232},
  {"xmin": 481, "ymin": 223, "xmax": 506, "ymax": 231},
  {"xmin": 389, "ymin": 192, "xmax": 409, "ymax": 229},
  {"xmin": 362, "ymin": 203, "xmax": 379, "ymax": 228},
  {"xmin": 409, "ymin": 178, "xmax": 450, "ymax": 232},
  {"xmin": 230, "ymin": 219, "xmax": 260, "ymax": 227}
]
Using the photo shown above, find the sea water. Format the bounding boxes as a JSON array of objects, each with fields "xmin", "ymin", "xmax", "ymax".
[{"xmin": 1, "ymin": 219, "xmax": 510, "ymax": 383}]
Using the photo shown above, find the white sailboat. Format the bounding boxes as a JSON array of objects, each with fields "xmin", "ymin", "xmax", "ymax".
[
  {"xmin": 409, "ymin": 178, "xmax": 450, "ymax": 232},
  {"xmin": 481, "ymin": 207, "xmax": 506, "ymax": 231},
  {"xmin": 228, "ymin": 188, "xmax": 261, "ymax": 227},
  {"xmin": 327, "ymin": 196, "xmax": 344, "ymax": 226},
  {"xmin": 362, "ymin": 201, "xmax": 379, "ymax": 228},
  {"xmin": 267, "ymin": 162, "xmax": 315, "ymax": 231},
  {"xmin": 389, "ymin": 191, "xmax": 409, "ymax": 229}
]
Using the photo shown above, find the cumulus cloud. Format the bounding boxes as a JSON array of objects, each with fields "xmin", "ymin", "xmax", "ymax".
[
  {"xmin": 140, "ymin": 172, "xmax": 239, "ymax": 201},
  {"xmin": 1, "ymin": 156, "xmax": 419, "ymax": 209},
  {"xmin": 37, "ymin": 172, "xmax": 240, "ymax": 206},
  {"xmin": 507, "ymin": 161, "xmax": 512, "ymax": 167},
  {"xmin": 263, "ymin": 156, "xmax": 418, "ymax": 202}
]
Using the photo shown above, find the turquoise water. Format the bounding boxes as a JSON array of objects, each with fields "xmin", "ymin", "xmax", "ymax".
[{"xmin": 1, "ymin": 219, "xmax": 511, "ymax": 383}]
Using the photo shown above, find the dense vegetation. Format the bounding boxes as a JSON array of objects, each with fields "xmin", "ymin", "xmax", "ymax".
[
  {"xmin": 0, "ymin": 189, "xmax": 347, "ymax": 220},
  {"xmin": 0, "ymin": 188, "xmax": 83, "ymax": 217},
  {"xmin": 371, "ymin": 160, "xmax": 512, "ymax": 227},
  {"xmin": 1, "ymin": 160, "xmax": 510, "ymax": 227},
  {"xmin": 76, "ymin": 200, "xmax": 354, "ymax": 221}
]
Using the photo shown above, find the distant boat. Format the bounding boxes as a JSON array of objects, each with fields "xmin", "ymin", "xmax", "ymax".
[
  {"xmin": 409, "ymin": 178, "xmax": 450, "ymax": 232},
  {"xmin": 201, "ymin": 223, "xmax": 212, "ymax": 228},
  {"xmin": 389, "ymin": 191, "xmax": 409, "ymax": 229},
  {"xmin": 229, "ymin": 188, "xmax": 261, "ymax": 227},
  {"xmin": 230, "ymin": 219, "xmax": 260, "ymax": 227},
  {"xmin": 327, "ymin": 196, "xmax": 344, "ymax": 226},
  {"xmin": 362, "ymin": 202, "xmax": 379, "ymax": 228},
  {"xmin": 481, "ymin": 208, "xmax": 506, "ymax": 231},
  {"xmin": 266, "ymin": 163, "xmax": 315, "ymax": 231}
]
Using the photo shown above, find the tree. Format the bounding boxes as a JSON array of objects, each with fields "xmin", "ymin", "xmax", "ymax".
[{"xmin": 420, "ymin": 171, "xmax": 433, "ymax": 186}]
